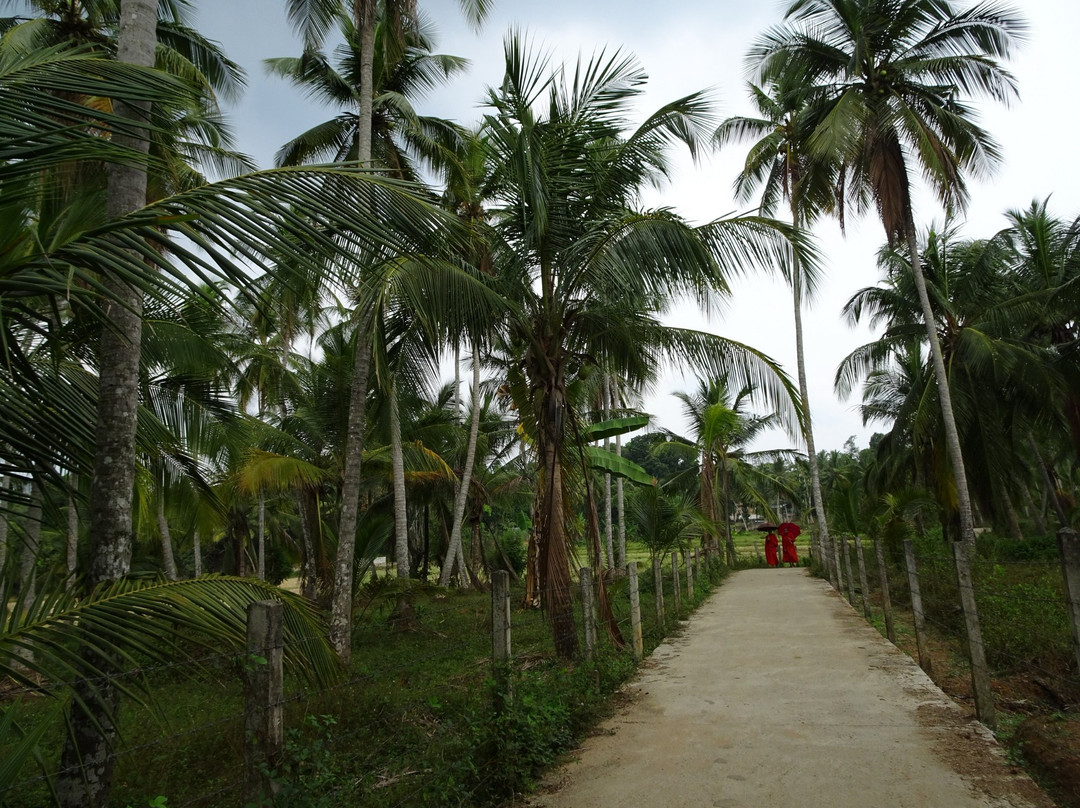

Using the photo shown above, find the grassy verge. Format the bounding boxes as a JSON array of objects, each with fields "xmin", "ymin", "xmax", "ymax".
[{"xmin": 4, "ymin": 546, "xmax": 729, "ymax": 808}]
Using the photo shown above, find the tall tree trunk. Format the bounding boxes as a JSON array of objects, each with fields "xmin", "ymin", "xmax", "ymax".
[
  {"xmin": 537, "ymin": 385, "xmax": 578, "ymax": 659},
  {"xmin": 610, "ymin": 377, "xmax": 627, "ymax": 570},
  {"xmin": 601, "ymin": 375, "xmax": 613, "ymax": 570},
  {"xmin": 906, "ymin": 224, "xmax": 977, "ymax": 547},
  {"xmin": 156, "ymin": 494, "xmax": 178, "ymax": 581},
  {"xmin": 66, "ymin": 476, "xmax": 78, "ymax": 589},
  {"xmin": 791, "ymin": 252, "xmax": 833, "ymax": 584},
  {"xmin": 329, "ymin": 315, "xmax": 373, "ymax": 664},
  {"xmin": 440, "ymin": 355, "xmax": 482, "ymax": 586},
  {"xmin": 390, "ymin": 383, "xmax": 410, "ymax": 578},
  {"xmin": 1020, "ymin": 485, "xmax": 1047, "ymax": 535},
  {"xmin": 1002, "ymin": 490, "xmax": 1023, "ymax": 542},
  {"xmin": 18, "ymin": 481, "xmax": 42, "ymax": 607},
  {"xmin": 0, "ymin": 476, "xmax": 8, "ymax": 574},
  {"xmin": 192, "ymin": 526, "xmax": 202, "ymax": 577},
  {"xmin": 257, "ymin": 490, "xmax": 266, "ymax": 581},
  {"xmin": 1029, "ymin": 432, "xmax": 1068, "ymax": 527},
  {"xmin": 57, "ymin": 4, "xmax": 155, "ymax": 805},
  {"xmin": 298, "ymin": 490, "xmax": 318, "ymax": 602}
]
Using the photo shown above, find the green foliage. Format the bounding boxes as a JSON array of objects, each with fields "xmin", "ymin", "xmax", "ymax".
[
  {"xmin": 254, "ymin": 715, "xmax": 340, "ymax": 808},
  {"xmin": 974, "ymin": 564, "xmax": 1071, "ymax": 668}
]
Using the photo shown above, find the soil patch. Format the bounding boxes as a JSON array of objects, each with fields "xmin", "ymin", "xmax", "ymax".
[{"xmin": 1015, "ymin": 715, "xmax": 1080, "ymax": 808}]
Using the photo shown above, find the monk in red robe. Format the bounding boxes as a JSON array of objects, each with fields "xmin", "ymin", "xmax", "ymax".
[
  {"xmin": 781, "ymin": 533, "xmax": 798, "ymax": 566},
  {"xmin": 764, "ymin": 532, "xmax": 779, "ymax": 567}
]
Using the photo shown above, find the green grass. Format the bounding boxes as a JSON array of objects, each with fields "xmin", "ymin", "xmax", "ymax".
[{"xmin": 3, "ymin": 546, "xmax": 729, "ymax": 808}]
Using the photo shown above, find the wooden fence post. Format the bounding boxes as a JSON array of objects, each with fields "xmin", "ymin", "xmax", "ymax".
[
  {"xmin": 903, "ymin": 539, "xmax": 931, "ymax": 677},
  {"xmin": 854, "ymin": 537, "xmax": 872, "ymax": 622},
  {"xmin": 627, "ymin": 563, "xmax": 643, "ymax": 661},
  {"xmin": 873, "ymin": 538, "xmax": 896, "ymax": 644},
  {"xmin": 1058, "ymin": 527, "xmax": 1080, "ymax": 674},
  {"xmin": 579, "ymin": 567, "xmax": 596, "ymax": 661},
  {"xmin": 244, "ymin": 600, "xmax": 283, "ymax": 805},
  {"xmin": 653, "ymin": 556, "xmax": 665, "ymax": 624},
  {"xmin": 832, "ymin": 534, "xmax": 845, "ymax": 595},
  {"xmin": 952, "ymin": 540, "xmax": 996, "ymax": 728},
  {"xmin": 671, "ymin": 552, "xmax": 682, "ymax": 614},
  {"xmin": 684, "ymin": 549, "xmax": 694, "ymax": 602},
  {"xmin": 842, "ymin": 536, "xmax": 856, "ymax": 605}
]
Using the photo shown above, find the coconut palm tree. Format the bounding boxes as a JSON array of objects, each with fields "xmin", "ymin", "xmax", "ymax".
[
  {"xmin": 750, "ymin": 0, "xmax": 1026, "ymax": 549},
  {"xmin": 284, "ymin": 0, "xmax": 493, "ymax": 665},
  {"xmin": 716, "ymin": 74, "xmax": 836, "ymax": 577},
  {"xmin": 483, "ymin": 35, "xmax": 806, "ymax": 657},
  {"xmin": 670, "ymin": 378, "xmax": 793, "ymax": 565}
]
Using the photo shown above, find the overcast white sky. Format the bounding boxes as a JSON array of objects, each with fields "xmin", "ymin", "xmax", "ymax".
[{"xmin": 194, "ymin": 0, "xmax": 1080, "ymax": 455}]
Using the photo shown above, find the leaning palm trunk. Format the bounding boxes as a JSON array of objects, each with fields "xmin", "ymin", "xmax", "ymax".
[
  {"xmin": 57, "ymin": 4, "xmax": 156, "ymax": 804},
  {"xmin": 390, "ymin": 383, "xmax": 409, "ymax": 578},
  {"xmin": 440, "ymin": 355, "xmax": 482, "ymax": 586},
  {"xmin": 905, "ymin": 225, "xmax": 976, "ymax": 546}
]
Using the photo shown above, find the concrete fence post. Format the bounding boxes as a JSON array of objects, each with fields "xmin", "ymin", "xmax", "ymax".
[
  {"xmin": 579, "ymin": 567, "xmax": 596, "ymax": 661},
  {"xmin": 244, "ymin": 600, "xmax": 283, "ymax": 805},
  {"xmin": 903, "ymin": 539, "xmax": 932, "ymax": 677},
  {"xmin": 842, "ymin": 536, "xmax": 856, "ymax": 605},
  {"xmin": 873, "ymin": 538, "xmax": 896, "ymax": 644},
  {"xmin": 1058, "ymin": 527, "xmax": 1080, "ymax": 674},
  {"xmin": 627, "ymin": 562, "xmax": 643, "ymax": 661},
  {"xmin": 671, "ymin": 552, "xmax": 682, "ymax": 614},
  {"xmin": 685, "ymin": 549, "xmax": 694, "ymax": 601},
  {"xmin": 854, "ymin": 537, "xmax": 872, "ymax": 622},
  {"xmin": 832, "ymin": 534, "xmax": 845, "ymax": 595},
  {"xmin": 653, "ymin": 556, "xmax": 665, "ymax": 624}
]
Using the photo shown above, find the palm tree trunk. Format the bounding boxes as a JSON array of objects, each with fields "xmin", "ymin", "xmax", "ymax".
[
  {"xmin": 329, "ymin": 313, "xmax": 373, "ymax": 663},
  {"xmin": 390, "ymin": 383, "xmax": 410, "ymax": 578},
  {"xmin": 257, "ymin": 490, "xmax": 266, "ymax": 581},
  {"xmin": 1029, "ymin": 432, "xmax": 1068, "ymax": 527},
  {"xmin": 354, "ymin": 0, "xmax": 375, "ymax": 167},
  {"xmin": 906, "ymin": 226, "xmax": 977, "ymax": 546},
  {"xmin": 57, "ymin": 4, "xmax": 156, "ymax": 804},
  {"xmin": 156, "ymin": 494, "xmax": 178, "ymax": 582},
  {"xmin": 440, "ymin": 354, "xmax": 481, "ymax": 586},
  {"xmin": 793, "ymin": 267, "xmax": 834, "ymax": 583},
  {"xmin": 192, "ymin": 527, "xmax": 202, "ymax": 577},
  {"xmin": 602, "ymin": 376, "xmax": 614, "ymax": 570},
  {"xmin": 18, "ymin": 481, "xmax": 42, "ymax": 607},
  {"xmin": 297, "ymin": 490, "xmax": 318, "ymax": 601},
  {"xmin": 0, "ymin": 476, "xmax": 8, "ymax": 574},
  {"xmin": 66, "ymin": 476, "xmax": 78, "ymax": 589},
  {"xmin": 611, "ymin": 378, "xmax": 627, "ymax": 570},
  {"xmin": 538, "ymin": 386, "xmax": 578, "ymax": 659}
]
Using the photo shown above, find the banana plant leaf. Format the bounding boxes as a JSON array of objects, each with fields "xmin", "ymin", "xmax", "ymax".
[
  {"xmin": 581, "ymin": 414, "xmax": 651, "ymax": 443},
  {"xmin": 584, "ymin": 445, "xmax": 655, "ymax": 486}
]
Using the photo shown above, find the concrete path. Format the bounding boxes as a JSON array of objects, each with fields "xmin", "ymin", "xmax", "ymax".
[{"xmin": 527, "ymin": 568, "xmax": 1054, "ymax": 808}]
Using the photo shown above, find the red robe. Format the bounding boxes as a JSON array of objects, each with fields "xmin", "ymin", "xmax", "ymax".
[
  {"xmin": 765, "ymin": 533, "xmax": 779, "ymax": 567},
  {"xmin": 781, "ymin": 534, "xmax": 798, "ymax": 564}
]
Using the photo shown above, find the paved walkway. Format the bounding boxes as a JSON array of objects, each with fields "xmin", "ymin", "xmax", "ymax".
[{"xmin": 527, "ymin": 568, "xmax": 1053, "ymax": 808}]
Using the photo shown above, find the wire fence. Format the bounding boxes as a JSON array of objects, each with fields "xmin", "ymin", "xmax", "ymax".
[
  {"xmin": 829, "ymin": 527, "xmax": 1080, "ymax": 728},
  {"xmin": 0, "ymin": 547, "xmax": 727, "ymax": 808}
]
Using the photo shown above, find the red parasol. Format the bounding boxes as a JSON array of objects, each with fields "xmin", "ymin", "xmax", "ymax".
[{"xmin": 777, "ymin": 522, "xmax": 801, "ymax": 540}]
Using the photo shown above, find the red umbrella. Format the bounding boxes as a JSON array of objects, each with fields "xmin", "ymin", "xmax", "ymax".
[{"xmin": 777, "ymin": 522, "xmax": 801, "ymax": 540}]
